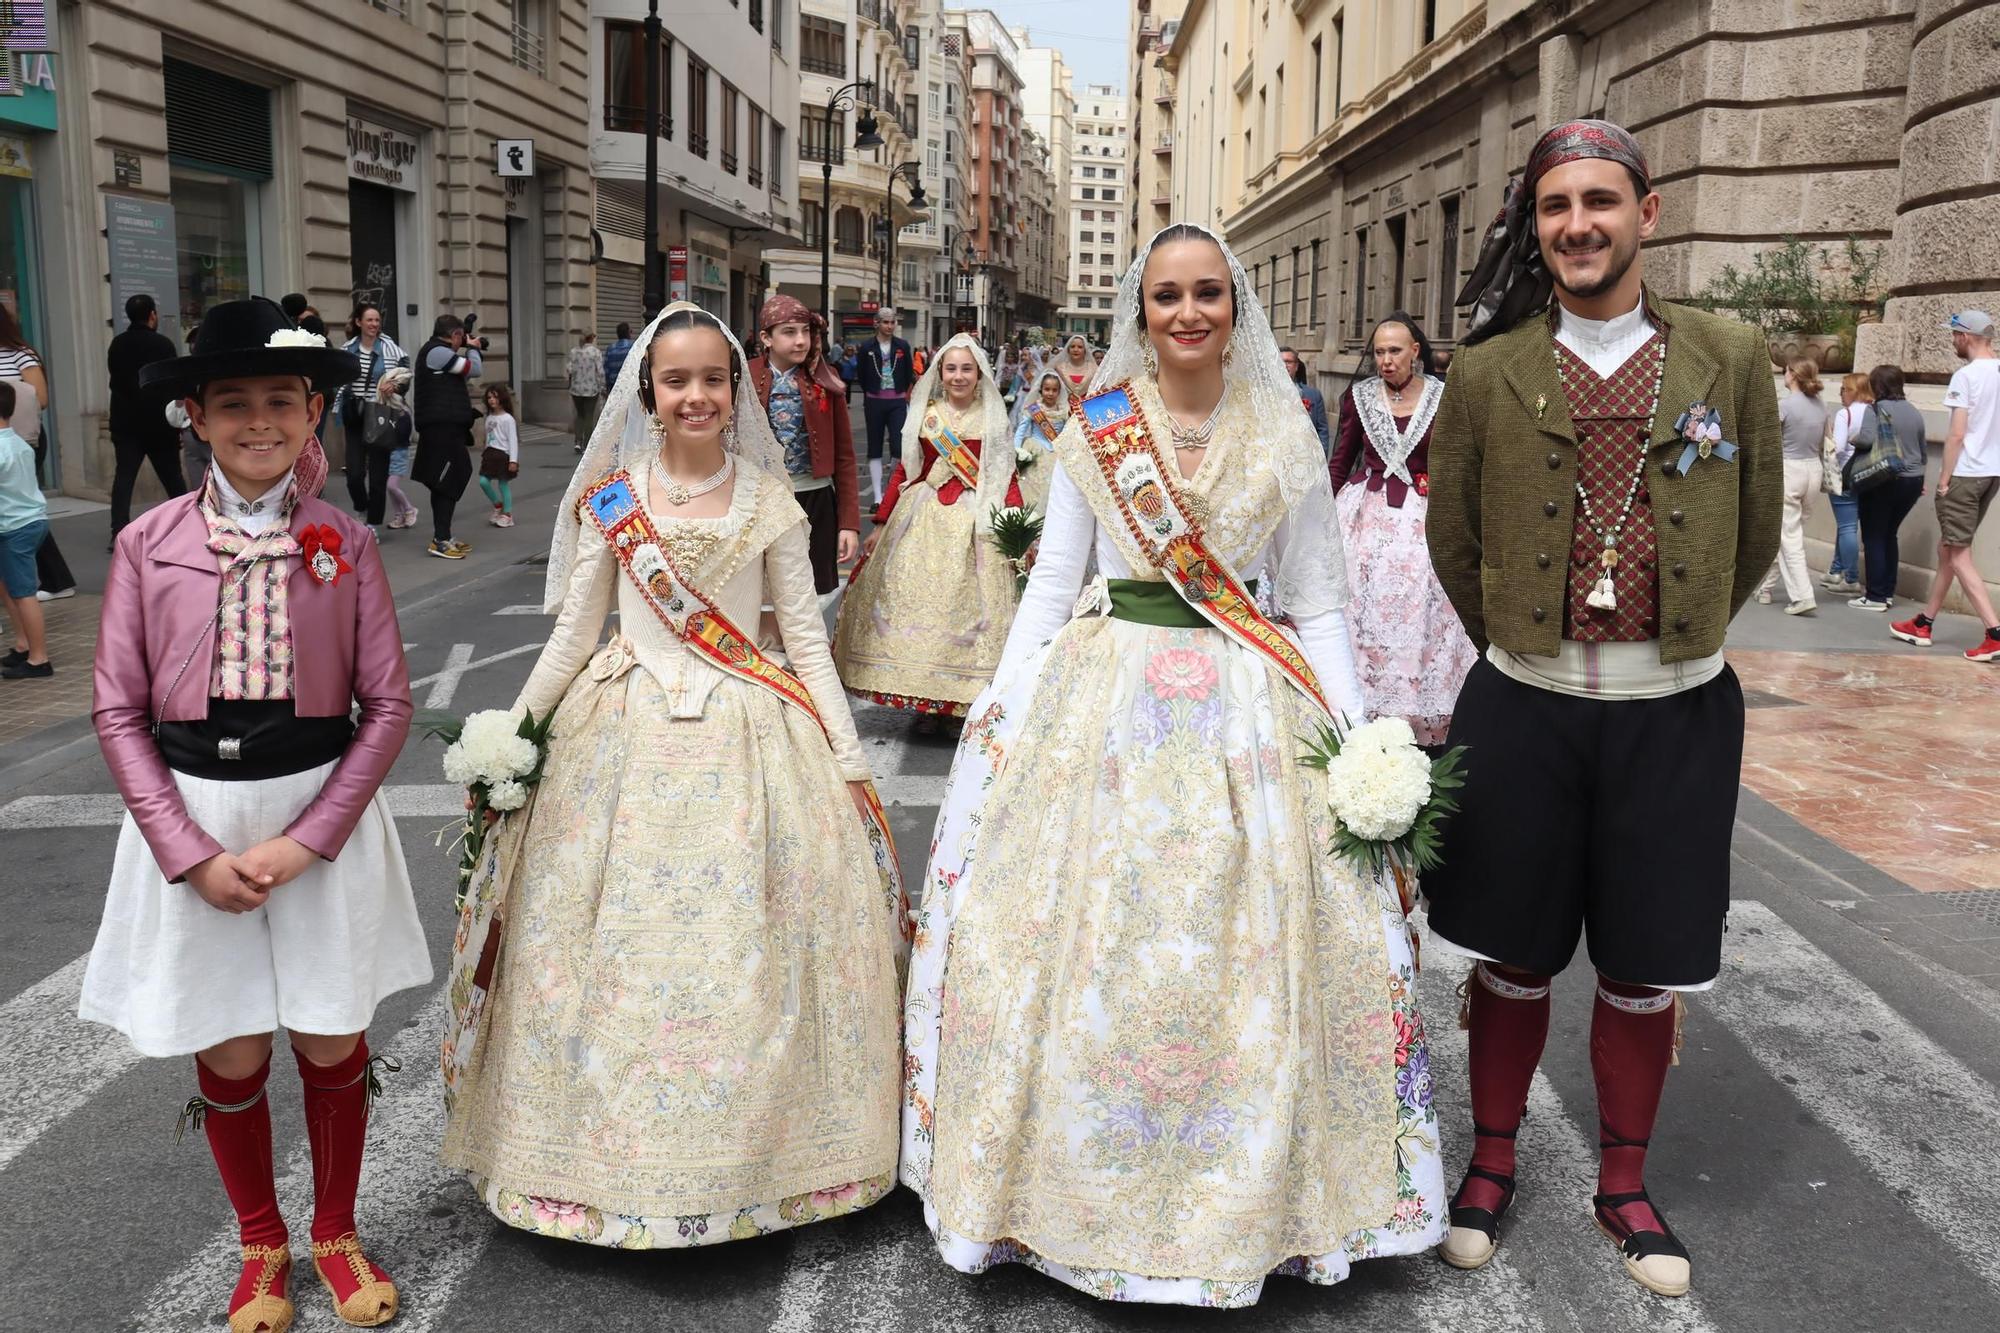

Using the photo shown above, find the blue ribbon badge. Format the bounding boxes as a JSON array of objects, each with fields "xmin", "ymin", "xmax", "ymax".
[{"xmin": 1672, "ymin": 401, "xmax": 1737, "ymax": 476}]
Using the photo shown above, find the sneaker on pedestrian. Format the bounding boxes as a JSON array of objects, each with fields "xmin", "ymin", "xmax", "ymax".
[
  {"xmin": 495, "ymin": 513, "xmax": 515, "ymax": 528},
  {"xmin": 448, "ymin": 538, "xmax": 473, "ymax": 557},
  {"xmin": 35, "ymin": 586, "xmax": 75, "ymax": 602},
  {"xmin": 1889, "ymin": 615, "xmax": 1933, "ymax": 646},
  {"xmin": 1, "ymin": 646, "xmax": 24, "ymax": 668},
  {"xmin": 1967, "ymin": 631, "xmax": 2000, "ymax": 663},
  {"xmin": 1784, "ymin": 599, "xmax": 1816, "ymax": 616},
  {"xmin": 1819, "ymin": 571, "xmax": 1850, "ymax": 589},
  {"xmin": 426, "ymin": 539, "xmax": 467, "ymax": 560},
  {"xmin": 1, "ymin": 658, "xmax": 53, "ymax": 679},
  {"xmin": 1849, "ymin": 596, "xmax": 1892, "ymax": 611},
  {"xmin": 1756, "ymin": 590, "xmax": 1773, "ymax": 604}
]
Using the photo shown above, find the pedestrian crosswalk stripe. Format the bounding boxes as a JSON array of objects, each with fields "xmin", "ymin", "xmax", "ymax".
[
  {"xmin": 1709, "ymin": 901, "xmax": 2000, "ymax": 1297},
  {"xmin": 0, "ymin": 955, "xmax": 144, "ymax": 1172}
]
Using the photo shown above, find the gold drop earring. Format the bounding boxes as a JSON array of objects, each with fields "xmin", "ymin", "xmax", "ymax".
[
  {"xmin": 646, "ymin": 411, "xmax": 667, "ymax": 449},
  {"xmin": 1142, "ymin": 337, "xmax": 1159, "ymax": 377}
]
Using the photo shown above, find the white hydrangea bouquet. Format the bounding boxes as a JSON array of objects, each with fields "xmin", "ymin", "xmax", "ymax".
[
  {"xmin": 1299, "ymin": 716, "xmax": 1466, "ymax": 882},
  {"xmin": 419, "ymin": 707, "xmax": 555, "ymax": 909}
]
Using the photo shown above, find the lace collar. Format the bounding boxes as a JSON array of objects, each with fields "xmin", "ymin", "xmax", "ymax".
[{"xmin": 1350, "ymin": 375, "xmax": 1444, "ymax": 484}]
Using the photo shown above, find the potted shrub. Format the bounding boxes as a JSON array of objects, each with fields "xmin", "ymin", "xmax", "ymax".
[{"xmin": 1693, "ymin": 236, "xmax": 1886, "ymax": 373}]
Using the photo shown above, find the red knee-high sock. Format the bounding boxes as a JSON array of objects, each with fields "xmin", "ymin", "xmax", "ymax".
[
  {"xmin": 1459, "ymin": 963, "xmax": 1552, "ymax": 1212},
  {"xmin": 295, "ymin": 1038, "xmax": 375, "ymax": 1244},
  {"xmin": 195, "ymin": 1053, "xmax": 287, "ymax": 1248},
  {"xmin": 1591, "ymin": 975, "xmax": 1679, "ymax": 1232}
]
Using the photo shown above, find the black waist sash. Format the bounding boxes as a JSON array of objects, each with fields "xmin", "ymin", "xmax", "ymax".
[{"xmin": 156, "ymin": 699, "xmax": 354, "ymax": 781}]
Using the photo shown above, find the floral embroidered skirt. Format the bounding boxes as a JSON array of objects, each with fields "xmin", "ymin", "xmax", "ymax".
[
  {"xmin": 439, "ymin": 649, "xmax": 902, "ymax": 1247},
  {"xmin": 901, "ymin": 615, "xmax": 1446, "ymax": 1307},
  {"xmin": 833, "ymin": 476, "xmax": 1018, "ymax": 716},
  {"xmin": 1335, "ymin": 482, "xmax": 1479, "ymax": 746}
]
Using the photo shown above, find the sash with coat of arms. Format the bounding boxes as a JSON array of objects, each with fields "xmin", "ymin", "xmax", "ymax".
[{"xmin": 1077, "ymin": 382, "xmax": 1333, "ymax": 718}]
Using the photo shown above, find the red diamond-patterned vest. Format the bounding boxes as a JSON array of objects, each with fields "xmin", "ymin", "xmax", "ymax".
[{"xmin": 1555, "ymin": 333, "xmax": 1665, "ymax": 641}]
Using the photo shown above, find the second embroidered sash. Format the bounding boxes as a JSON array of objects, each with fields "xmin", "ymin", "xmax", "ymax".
[
  {"xmin": 921, "ymin": 410, "xmax": 982, "ymax": 491},
  {"xmin": 1078, "ymin": 382, "xmax": 1332, "ymax": 718}
]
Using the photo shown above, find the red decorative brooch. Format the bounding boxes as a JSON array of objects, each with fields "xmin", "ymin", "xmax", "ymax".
[{"xmin": 300, "ymin": 524, "xmax": 354, "ymax": 587}]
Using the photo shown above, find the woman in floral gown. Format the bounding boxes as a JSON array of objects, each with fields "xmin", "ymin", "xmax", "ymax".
[
  {"xmin": 1329, "ymin": 312, "xmax": 1478, "ymax": 745},
  {"xmin": 438, "ymin": 305, "xmax": 904, "ymax": 1249},
  {"xmin": 902, "ymin": 224, "xmax": 1446, "ymax": 1307},
  {"xmin": 832, "ymin": 334, "xmax": 1021, "ymax": 730}
]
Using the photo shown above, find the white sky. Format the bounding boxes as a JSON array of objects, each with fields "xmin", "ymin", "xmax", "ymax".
[{"xmin": 978, "ymin": 2, "xmax": 1130, "ymax": 96}]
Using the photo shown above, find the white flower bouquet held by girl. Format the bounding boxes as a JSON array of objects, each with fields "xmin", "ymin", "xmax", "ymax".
[
  {"xmin": 419, "ymin": 706, "xmax": 555, "ymax": 909},
  {"xmin": 1299, "ymin": 715, "xmax": 1467, "ymax": 881}
]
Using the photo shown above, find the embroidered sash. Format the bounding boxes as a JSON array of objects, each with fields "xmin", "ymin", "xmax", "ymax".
[
  {"xmin": 1351, "ymin": 375, "xmax": 1444, "ymax": 485},
  {"xmin": 921, "ymin": 410, "xmax": 981, "ymax": 491},
  {"xmin": 1078, "ymin": 382, "xmax": 1332, "ymax": 718},
  {"xmin": 1030, "ymin": 404, "xmax": 1066, "ymax": 444}
]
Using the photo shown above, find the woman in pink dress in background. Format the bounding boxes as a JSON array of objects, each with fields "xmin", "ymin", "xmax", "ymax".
[{"xmin": 1328, "ymin": 311, "xmax": 1477, "ymax": 744}]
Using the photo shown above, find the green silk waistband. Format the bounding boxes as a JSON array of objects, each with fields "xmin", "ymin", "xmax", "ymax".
[{"xmin": 1106, "ymin": 577, "xmax": 1257, "ymax": 628}]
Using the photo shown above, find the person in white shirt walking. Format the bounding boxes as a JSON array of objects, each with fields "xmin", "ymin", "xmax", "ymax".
[
  {"xmin": 478, "ymin": 385, "xmax": 520, "ymax": 528},
  {"xmin": 566, "ymin": 332, "xmax": 605, "ymax": 455},
  {"xmin": 1891, "ymin": 311, "xmax": 2000, "ymax": 661}
]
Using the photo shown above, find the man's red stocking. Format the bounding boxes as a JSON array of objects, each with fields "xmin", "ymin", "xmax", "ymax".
[
  {"xmin": 296, "ymin": 1038, "xmax": 399, "ymax": 1327},
  {"xmin": 1459, "ymin": 961, "xmax": 1552, "ymax": 1212}
]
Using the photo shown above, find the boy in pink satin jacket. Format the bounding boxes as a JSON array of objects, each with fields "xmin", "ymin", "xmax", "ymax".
[{"xmin": 79, "ymin": 297, "xmax": 431, "ymax": 1333}]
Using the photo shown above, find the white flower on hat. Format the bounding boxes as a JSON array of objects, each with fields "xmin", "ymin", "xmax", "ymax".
[{"xmin": 266, "ymin": 328, "xmax": 328, "ymax": 349}]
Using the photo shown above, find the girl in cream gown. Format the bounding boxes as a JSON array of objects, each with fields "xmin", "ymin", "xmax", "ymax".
[
  {"xmin": 902, "ymin": 225, "xmax": 1446, "ymax": 1306},
  {"xmin": 833, "ymin": 334, "xmax": 1021, "ymax": 721},
  {"xmin": 439, "ymin": 306, "xmax": 904, "ymax": 1248}
]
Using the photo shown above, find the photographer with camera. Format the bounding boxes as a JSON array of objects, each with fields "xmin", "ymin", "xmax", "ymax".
[{"xmin": 411, "ymin": 313, "xmax": 485, "ymax": 559}]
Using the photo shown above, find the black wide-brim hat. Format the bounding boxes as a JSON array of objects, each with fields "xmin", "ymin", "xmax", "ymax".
[{"xmin": 138, "ymin": 296, "xmax": 361, "ymax": 402}]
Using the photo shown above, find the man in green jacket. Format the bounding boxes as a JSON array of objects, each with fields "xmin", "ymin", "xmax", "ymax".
[{"xmin": 1422, "ymin": 120, "xmax": 1780, "ymax": 1300}]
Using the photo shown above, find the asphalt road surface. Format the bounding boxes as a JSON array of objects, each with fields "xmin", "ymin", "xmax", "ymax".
[{"xmin": 4, "ymin": 435, "xmax": 1999, "ymax": 1332}]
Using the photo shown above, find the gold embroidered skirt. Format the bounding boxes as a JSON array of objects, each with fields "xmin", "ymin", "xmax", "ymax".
[
  {"xmin": 833, "ymin": 479, "xmax": 1018, "ymax": 715},
  {"xmin": 902, "ymin": 615, "xmax": 1445, "ymax": 1305},
  {"xmin": 440, "ymin": 653, "xmax": 902, "ymax": 1246}
]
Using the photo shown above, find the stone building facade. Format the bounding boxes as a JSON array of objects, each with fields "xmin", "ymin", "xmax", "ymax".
[{"xmin": 35, "ymin": 0, "xmax": 594, "ymax": 500}]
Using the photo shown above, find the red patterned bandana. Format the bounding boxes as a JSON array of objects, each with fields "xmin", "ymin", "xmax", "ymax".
[{"xmin": 1526, "ymin": 119, "xmax": 1650, "ymax": 191}]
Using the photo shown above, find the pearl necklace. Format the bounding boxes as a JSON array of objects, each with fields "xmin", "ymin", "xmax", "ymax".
[
  {"xmin": 651, "ymin": 452, "xmax": 734, "ymax": 507},
  {"xmin": 1165, "ymin": 392, "xmax": 1226, "ymax": 451}
]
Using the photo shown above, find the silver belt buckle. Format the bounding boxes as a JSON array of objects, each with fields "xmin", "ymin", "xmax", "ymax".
[{"xmin": 217, "ymin": 736, "xmax": 243, "ymax": 762}]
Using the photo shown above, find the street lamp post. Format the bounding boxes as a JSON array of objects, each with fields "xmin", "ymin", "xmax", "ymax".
[
  {"xmin": 642, "ymin": 0, "xmax": 663, "ymax": 314},
  {"xmin": 881, "ymin": 161, "xmax": 926, "ymax": 314},
  {"xmin": 819, "ymin": 80, "xmax": 883, "ymax": 335}
]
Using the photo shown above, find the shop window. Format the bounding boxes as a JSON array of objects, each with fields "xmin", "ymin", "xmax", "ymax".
[{"xmin": 164, "ymin": 58, "xmax": 274, "ymax": 331}]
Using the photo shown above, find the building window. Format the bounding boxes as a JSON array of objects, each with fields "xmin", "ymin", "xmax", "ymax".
[
  {"xmin": 800, "ymin": 106, "xmax": 843, "ymax": 164},
  {"xmin": 945, "ymin": 82, "xmax": 957, "ymax": 115},
  {"xmin": 770, "ymin": 0, "xmax": 785, "ymax": 51},
  {"xmin": 602, "ymin": 23, "xmax": 671, "ymax": 137},
  {"xmin": 835, "ymin": 206, "xmax": 865, "ymax": 255},
  {"xmin": 1082, "ymin": 187, "xmax": 1095, "ymax": 200},
  {"xmin": 770, "ymin": 122, "xmax": 785, "ymax": 192},
  {"xmin": 1274, "ymin": 67, "xmax": 1284, "ymax": 153},
  {"xmin": 721, "ymin": 83, "xmax": 740, "ymax": 174},
  {"xmin": 802, "ymin": 16, "xmax": 846, "ymax": 77},
  {"xmin": 1424, "ymin": 0, "xmax": 1439, "ymax": 45},
  {"xmin": 1310, "ymin": 37, "xmax": 1322, "ymax": 135},
  {"xmin": 802, "ymin": 201, "xmax": 824, "ymax": 247},
  {"xmin": 1333, "ymin": 16, "xmax": 1344, "ymax": 119},
  {"xmin": 1079, "ymin": 208, "xmax": 1092, "ymax": 221},
  {"xmin": 944, "ymin": 129, "xmax": 957, "ymax": 164},
  {"xmin": 928, "ymin": 81, "xmax": 940, "ymax": 117},
  {"xmin": 905, "ymin": 27, "xmax": 921, "ymax": 68},
  {"xmin": 749, "ymin": 0, "xmax": 763, "ymax": 33},
  {"xmin": 510, "ymin": 0, "xmax": 547, "ymax": 77},
  {"xmin": 903, "ymin": 94, "xmax": 919, "ymax": 139},
  {"xmin": 1082, "ymin": 165, "xmax": 1096, "ymax": 178},
  {"xmin": 1101, "ymin": 188, "xmax": 1117, "ymax": 202},
  {"xmin": 1386, "ymin": 213, "xmax": 1407, "ymax": 310},
  {"xmin": 1099, "ymin": 253, "xmax": 1113, "ymax": 265},
  {"xmin": 1097, "ymin": 274, "xmax": 1114, "ymax": 286},
  {"xmin": 1310, "ymin": 237, "xmax": 1323, "ymax": 321},
  {"xmin": 688, "ymin": 55, "xmax": 710, "ymax": 158},
  {"xmin": 1437, "ymin": 195, "xmax": 1461, "ymax": 338},
  {"xmin": 1351, "ymin": 226, "xmax": 1368, "ymax": 340},
  {"xmin": 1100, "ymin": 231, "xmax": 1114, "ymax": 243},
  {"xmin": 1290, "ymin": 247, "xmax": 1303, "ymax": 329},
  {"xmin": 748, "ymin": 105, "xmax": 765, "ymax": 186}
]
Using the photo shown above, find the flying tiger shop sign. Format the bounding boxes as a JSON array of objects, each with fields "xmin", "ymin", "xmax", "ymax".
[{"xmin": 347, "ymin": 115, "xmax": 419, "ymax": 192}]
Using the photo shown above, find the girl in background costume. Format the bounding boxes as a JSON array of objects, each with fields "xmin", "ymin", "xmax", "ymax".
[
  {"xmin": 832, "ymin": 334, "xmax": 1021, "ymax": 731},
  {"xmin": 1009, "ymin": 370, "xmax": 1070, "ymax": 514},
  {"xmin": 1055, "ymin": 334, "xmax": 1098, "ymax": 407},
  {"xmin": 85, "ymin": 297, "xmax": 429, "ymax": 1332},
  {"xmin": 1329, "ymin": 312, "xmax": 1478, "ymax": 744},
  {"xmin": 439, "ymin": 305, "xmax": 905, "ymax": 1249},
  {"xmin": 902, "ymin": 224, "xmax": 1445, "ymax": 1307}
]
